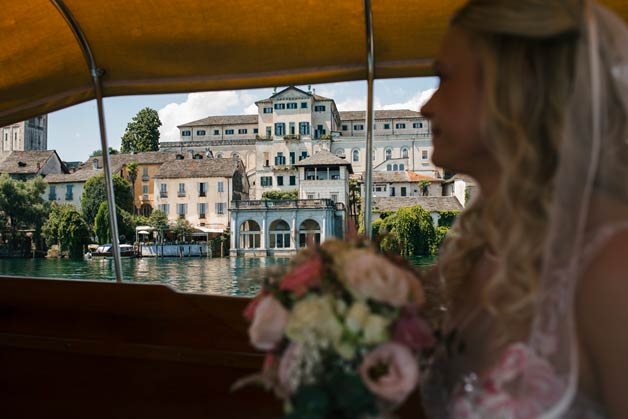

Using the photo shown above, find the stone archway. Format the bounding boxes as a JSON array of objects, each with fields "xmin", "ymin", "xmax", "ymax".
[
  {"xmin": 240, "ymin": 220, "xmax": 261, "ymax": 248},
  {"xmin": 269, "ymin": 219, "xmax": 290, "ymax": 248},
  {"xmin": 298, "ymin": 219, "xmax": 321, "ymax": 248}
]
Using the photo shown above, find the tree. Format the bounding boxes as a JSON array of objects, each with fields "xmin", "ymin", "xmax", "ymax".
[
  {"xmin": 377, "ymin": 205, "xmax": 436, "ymax": 257},
  {"xmin": 120, "ymin": 107, "xmax": 162, "ymax": 153},
  {"xmin": 90, "ymin": 147, "xmax": 119, "ymax": 157},
  {"xmin": 81, "ymin": 174, "xmax": 133, "ymax": 226},
  {"xmin": 94, "ymin": 202, "xmax": 135, "ymax": 244},
  {"xmin": 419, "ymin": 180, "xmax": 431, "ymax": 196},
  {"xmin": 148, "ymin": 209, "xmax": 169, "ymax": 242},
  {"xmin": 172, "ymin": 218, "xmax": 193, "ymax": 242},
  {"xmin": 42, "ymin": 204, "xmax": 90, "ymax": 258},
  {"xmin": 0, "ymin": 174, "xmax": 49, "ymax": 252},
  {"xmin": 126, "ymin": 161, "xmax": 138, "ymax": 214}
]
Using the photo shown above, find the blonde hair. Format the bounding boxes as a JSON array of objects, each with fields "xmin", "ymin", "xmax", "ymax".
[{"xmin": 437, "ymin": 0, "xmax": 582, "ymax": 337}]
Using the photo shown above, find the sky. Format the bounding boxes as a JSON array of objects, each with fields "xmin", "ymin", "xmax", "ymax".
[{"xmin": 47, "ymin": 77, "xmax": 438, "ymax": 163}]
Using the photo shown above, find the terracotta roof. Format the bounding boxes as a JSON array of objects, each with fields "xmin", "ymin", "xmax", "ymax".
[
  {"xmin": 373, "ymin": 196, "xmax": 463, "ymax": 212},
  {"xmin": 0, "ymin": 150, "xmax": 62, "ymax": 175},
  {"xmin": 373, "ymin": 171, "xmax": 441, "ymax": 184},
  {"xmin": 85, "ymin": 152, "xmax": 179, "ymax": 172},
  {"xmin": 153, "ymin": 158, "xmax": 241, "ymax": 179},
  {"xmin": 294, "ymin": 150, "xmax": 353, "ymax": 173},
  {"xmin": 339, "ymin": 110, "xmax": 421, "ymax": 121},
  {"xmin": 178, "ymin": 114, "xmax": 258, "ymax": 127}
]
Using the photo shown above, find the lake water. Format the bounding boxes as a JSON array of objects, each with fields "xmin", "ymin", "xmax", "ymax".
[{"xmin": 0, "ymin": 255, "xmax": 436, "ymax": 297}]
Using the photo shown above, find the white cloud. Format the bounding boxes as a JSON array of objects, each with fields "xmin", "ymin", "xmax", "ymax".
[
  {"xmin": 380, "ymin": 88, "xmax": 436, "ymax": 111},
  {"xmin": 336, "ymin": 97, "xmax": 383, "ymax": 112},
  {"xmin": 158, "ymin": 91, "xmax": 261, "ymax": 142}
]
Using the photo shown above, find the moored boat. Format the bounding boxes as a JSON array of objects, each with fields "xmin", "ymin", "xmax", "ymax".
[{"xmin": 91, "ymin": 244, "xmax": 139, "ymax": 258}]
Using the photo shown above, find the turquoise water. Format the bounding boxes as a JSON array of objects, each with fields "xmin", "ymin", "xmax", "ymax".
[{"xmin": 0, "ymin": 255, "xmax": 436, "ymax": 296}]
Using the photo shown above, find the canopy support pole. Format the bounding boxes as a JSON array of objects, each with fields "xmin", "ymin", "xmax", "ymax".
[
  {"xmin": 363, "ymin": 0, "xmax": 375, "ymax": 239},
  {"xmin": 50, "ymin": 0, "xmax": 123, "ymax": 282}
]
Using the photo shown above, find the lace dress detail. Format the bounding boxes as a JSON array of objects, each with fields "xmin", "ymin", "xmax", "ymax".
[{"xmin": 421, "ymin": 223, "xmax": 628, "ymax": 418}]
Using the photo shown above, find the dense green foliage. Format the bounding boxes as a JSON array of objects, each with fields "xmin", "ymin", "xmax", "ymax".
[
  {"xmin": 94, "ymin": 202, "xmax": 136, "ymax": 244},
  {"xmin": 81, "ymin": 174, "xmax": 133, "ymax": 226},
  {"xmin": 89, "ymin": 147, "xmax": 118, "ymax": 157},
  {"xmin": 172, "ymin": 218, "xmax": 193, "ymax": 241},
  {"xmin": 0, "ymin": 174, "xmax": 48, "ymax": 251},
  {"xmin": 42, "ymin": 204, "xmax": 90, "ymax": 258},
  {"xmin": 120, "ymin": 107, "xmax": 162, "ymax": 153},
  {"xmin": 262, "ymin": 189, "xmax": 299, "ymax": 200},
  {"xmin": 437, "ymin": 210, "xmax": 460, "ymax": 228}
]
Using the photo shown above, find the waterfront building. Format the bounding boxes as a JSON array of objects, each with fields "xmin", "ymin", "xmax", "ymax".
[
  {"xmin": 0, "ymin": 150, "xmax": 66, "ymax": 181},
  {"xmin": 0, "ymin": 115, "xmax": 48, "ymax": 162},
  {"xmin": 43, "ymin": 169, "xmax": 95, "ymax": 209},
  {"xmin": 370, "ymin": 171, "xmax": 442, "ymax": 199},
  {"xmin": 153, "ymin": 157, "xmax": 249, "ymax": 235},
  {"xmin": 442, "ymin": 174, "xmax": 478, "ymax": 208},
  {"xmin": 372, "ymin": 196, "xmax": 464, "ymax": 226}
]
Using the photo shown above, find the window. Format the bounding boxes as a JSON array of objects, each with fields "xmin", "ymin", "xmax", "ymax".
[
  {"xmin": 287, "ymin": 102, "xmax": 297, "ymax": 109},
  {"xmin": 384, "ymin": 123, "xmax": 391, "ymax": 129},
  {"xmin": 182, "ymin": 130, "xmax": 191, "ymax": 136},
  {"xmin": 198, "ymin": 182, "xmax": 207, "ymax": 197},
  {"xmin": 298, "ymin": 219, "xmax": 321, "ymax": 248},
  {"xmin": 385, "ymin": 148, "xmax": 392, "ymax": 160},
  {"xmin": 240, "ymin": 220, "xmax": 261, "ymax": 249},
  {"xmin": 261, "ymin": 176, "xmax": 273, "ymax": 187},
  {"xmin": 266, "ymin": 126, "xmax": 271, "ymax": 137},
  {"xmin": 289, "ymin": 175, "xmax": 296, "ymax": 186},
  {"xmin": 274, "ymin": 103, "xmax": 286, "ymax": 110},
  {"xmin": 225, "ymin": 129, "xmax": 234, "ymax": 135},
  {"xmin": 395, "ymin": 123, "xmax": 406, "ymax": 129},
  {"xmin": 238, "ymin": 128, "xmax": 247, "ymax": 134},
  {"xmin": 401, "ymin": 187, "xmax": 407, "ymax": 197},
  {"xmin": 307, "ymin": 194, "xmax": 315, "ymax": 199},
  {"xmin": 263, "ymin": 107, "xmax": 273, "ymax": 113},
  {"xmin": 198, "ymin": 203, "xmax": 207, "ymax": 218},
  {"xmin": 48, "ymin": 185, "xmax": 56, "ymax": 200},
  {"xmin": 253, "ymin": 128, "xmax": 258, "ymax": 134},
  {"xmin": 299, "ymin": 122, "xmax": 310, "ymax": 135},
  {"xmin": 216, "ymin": 153, "xmax": 224, "ymax": 158},
  {"xmin": 142, "ymin": 185, "xmax": 149, "ymax": 194},
  {"xmin": 178, "ymin": 183, "xmax": 185, "ymax": 197},
  {"xmin": 217, "ymin": 181, "xmax": 224, "ymax": 193},
  {"xmin": 160, "ymin": 183, "xmax": 167, "ymax": 197},
  {"xmin": 413, "ymin": 122, "xmax": 423, "ymax": 128},
  {"xmin": 277, "ymin": 176, "xmax": 284, "ymax": 186},
  {"xmin": 393, "ymin": 164, "xmax": 398, "ymax": 171},
  {"xmin": 289, "ymin": 152, "xmax": 296, "ymax": 165},
  {"xmin": 196, "ymin": 130, "xmax": 206, "ymax": 136},
  {"xmin": 213, "ymin": 129, "xmax": 220, "ymax": 135},
  {"xmin": 275, "ymin": 123, "xmax": 285, "ymax": 136},
  {"xmin": 142, "ymin": 167, "xmax": 149, "ymax": 181},
  {"xmin": 158, "ymin": 204, "xmax": 169, "ymax": 214},
  {"xmin": 315, "ymin": 125, "xmax": 325, "ymax": 138},
  {"xmin": 400, "ymin": 164, "xmax": 405, "ymax": 170},
  {"xmin": 402, "ymin": 147, "xmax": 409, "ymax": 158},
  {"xmin": 314, "ymin": 105, "xmax": 326, "ymax": 112},
  {"xmin": 342, "ymin": 125, "xmax": 348, "ymax": 131},
  {"xmin": 269, "ymin": 220, "xmax": 290, "ymax": 249},
  {"xmin": 65, "ymin": 185, "xmax": 74, "ymax": 200},
  {"xmin": 422, "ymin": 150, "xmax": 428, "ymax": 160},
  {"xmin": 274, "ymin": 152, "xmax": 286, "ymax": 166},
  {"xmin": 352, "ymin": 149, "xmax": 359, "ymax": 162},
  {"xmin": 331, "ymin": 193, "xmax": 338, "ymax": 202},
  {"xmin": 301, "ymin": 102, "xmax": 308, "ymax": 108},
  {"xmin": 354, "ymin": 124, "xmax": 364, "ymax": 131},
  {"xmin": 176, "ymin": 203, "xmax": 188, "ymax": 216},
  {"xmin": 215, "ymin": 202, "xmax": 226, "ymax": 215},
  {"xmin": 387, "ymin": 164, "xmax": 392, "ymax": 171},
  {"xmin": 300, "ymin": 151, "xmax": 308, "ymax": 161},
  {"xmin": 263, "ymin": 152, "xmax": 270, "ymax": 167},
  {"xmin": 289, "ymin": 122, "xmax": 295, "ymax": 135}
]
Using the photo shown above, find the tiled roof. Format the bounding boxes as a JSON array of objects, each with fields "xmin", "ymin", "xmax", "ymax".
[
  {"xmin": 0, "ymin": 150, "xmax": 61, "ymax": 174},
  {"xmin": 153, "ymin": 158, "xmax": 240, "ymax": 179},
  {"xmin": 373, "ymin": 171, "xmax": 441, "ymax": 184},
  {"xmin": 294, "ymin": 150, "xmax": 353, "ymax": 173},
  {"xmin": 373, "ymin": 196, "xmax": 463, "ymax": 213},
  {"xmin": 178, "ymin": 115, "xmax": 258, "ymax": 127},
  {"xmin": 85, "ymin": 151, "xmax": 179, "ymax": 172},
  {"xmin": 444, "ymin": 173, "xmax": 477, "ymax": 185},
  {"xmin": 339, "ymin": 110, "xmax": 421, "ymax": 120}
]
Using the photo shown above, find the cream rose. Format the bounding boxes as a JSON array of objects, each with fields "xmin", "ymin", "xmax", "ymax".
[
  {"xmin": 248, "ymin": 295, "xmax": 289, "ymax": 350},
  {"xmin": 359, "ymin": 342, "xmax": 419, "ymax": 404},
  {"xmin": 362, "ymin": 314, "xmax": 391, "ymax": 345},
  {"xmin": 339, "ymin": 249, "xmax": 416, "ymax": 306},
  {"xmin": 284, "ymin": 295, "xmax": 343, "ymax": 345}
]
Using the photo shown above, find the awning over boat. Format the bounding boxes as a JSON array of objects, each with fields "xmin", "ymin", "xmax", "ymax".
[{"xmin": 4, "ymin": 0, "xmax": 628, "ymax": 128}]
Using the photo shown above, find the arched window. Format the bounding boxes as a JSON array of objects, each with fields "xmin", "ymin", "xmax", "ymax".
[
  {"xmin": 387, "ymin": 164, "xmax": 392, "ymax": 171},
  {"xmin": 352, "ymin": 149, "xmax": 359, "ymax": 162},
  {"xmin": 393, "ymin": 164, "xmax": 398, "ymax": 171},
  {"xmin": 400, "ymin": 164, "xmax": 405, "ymax": 171},
  {"xmin": 269, "ymin": 219, "xmax": 291, "ymax": 249},
  {"xmin": 385, "ymin": 148, "xmax": 392, "ymax": 160},
  {"xmin": 401, "ymin": 147, "xmax": 409, "ymax": 158},
  {"xmin": 216, "ymin": 153, "xmax": 224, "ymax": 158},
  {"xmin": 231, "ymin": 152, "xmax": 240, "ymax": 159},
  {"xmin": 298, "ymin": 219, "xmax": 321, "ymax": 248},
  {"xmin": 240, "ymin": 220, "xmax": 261, "ymax": 249}
]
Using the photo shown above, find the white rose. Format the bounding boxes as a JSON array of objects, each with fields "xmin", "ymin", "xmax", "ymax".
[
  {"xmin": 345, "ymin": 301, "xmax": 370, "ymax": 333},
  {"xmin": 285, "ymin": 295, "xmax": 343, "ymax": 345},
  {"xmin": 362, "ymin": 314, "xmax": 391, "ymax": 345}
]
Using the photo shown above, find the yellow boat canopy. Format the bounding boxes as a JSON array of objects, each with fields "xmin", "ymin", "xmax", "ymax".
[{"xmin": 2, "ymin": 0, "xmax": 628, "ymax": 127}]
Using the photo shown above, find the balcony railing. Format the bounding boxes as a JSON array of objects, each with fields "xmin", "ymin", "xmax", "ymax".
[
  {"xmin": 255, "ymin": 135, "xmax": 273, "ymax": 141},
  {"xmin": 283, "ymin": 134, "xmax": 301, "ymax": 141},
  {"xmin": 142, "ymin": 175, "xmax": 149, "ymax": 181},
  {"xmin": 48, "ymin": 194, "xmax": 56, "ymax": 201},
  {"xmin": 177, "ymin": 191, "xmax": 186, "ymax": 197},
  {"xmin": 199, "ymin": 191, "xmax": 206, "ymax": 197},
  {"xmin": 232, "ymin": 199, "xmax": 336, "ymax": 210},
  {"xmin": 160, "ymin": 191, "xmax": 168, "ymax": 198},
  {"xmin": 65, "ymin": 194, "xmax": 73, "ymax": 201}
]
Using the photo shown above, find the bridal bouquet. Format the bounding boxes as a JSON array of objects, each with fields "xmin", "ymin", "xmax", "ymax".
[{"xmin": 238, "ymin": 239, "xmax": 435, "ymax": 419}]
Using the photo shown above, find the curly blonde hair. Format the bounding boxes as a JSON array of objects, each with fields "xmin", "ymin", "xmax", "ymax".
[{"xmin": 437, "ymin": 0, "xmax": 582, "ymax": 337}]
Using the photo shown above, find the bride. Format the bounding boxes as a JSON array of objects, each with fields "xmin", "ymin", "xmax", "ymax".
[{"xmin": 419, "ymin": 0, "xmax": 628, "ymax": 417}]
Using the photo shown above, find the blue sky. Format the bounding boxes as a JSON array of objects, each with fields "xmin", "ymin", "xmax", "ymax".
[{"xmin": 48, "ymin": 77, "xmax": 438, "ymax": 162}]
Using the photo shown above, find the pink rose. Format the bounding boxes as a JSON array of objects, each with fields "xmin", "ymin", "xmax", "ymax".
[
  {"xmin": 243, "ymin": 290, "xmax": 268, "ymax": 321},
  {"xmin": 340, "ymin": 250, "xmax": 417, "ymax": 306},
  {"xmin": 248, "ymin": 296, "xmax": 288, "ymax": 350},
  {"xmin": 278, "ymin": 343, "xmax": 301, "ymax": 394},
  {"xmin": 280, "ymin": 257, "xmax": 323, "ymax": 296},
  {"xmin": 393, "ymin": 306, "xmax": 435, "ymax": 350},
  {"xmin": 359, "ymin": 342, "xmax": 419, "ymax": 404}
]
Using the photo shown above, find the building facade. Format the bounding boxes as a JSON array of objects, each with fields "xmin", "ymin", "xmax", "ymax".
[{"xmin": 1, "ymin": 116, "xmax": 48, "ymax": 162}]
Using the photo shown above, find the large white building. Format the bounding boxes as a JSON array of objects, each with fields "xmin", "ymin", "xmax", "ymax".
[
  {"xmin": 160, "ymin": 86, "xmax": 440, "ymax": 200},
  {"xmin": 1, "ymin": 116, "xmax": 48, "ymax": 162}
]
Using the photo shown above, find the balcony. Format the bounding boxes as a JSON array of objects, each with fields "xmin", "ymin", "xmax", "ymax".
[
  {"xmin": 142, "ymin": 175, "xmax": 149, "ymax": 181},
  {"xmin": 283, "ymin": 134, "xmax": 301, "ymax": 141},
  {"xmin": 199, "ymin": 213, "xmax": 206, "ymax": 219},
  {"xmin": 255, "ymin": 135, "xmax": 272, "ymax": 141},
  {"xmin": 65, "ymin": 194, "xmax": 73, "ymax": 201},
  {"xmin": 199, "ymin": 191, "xmax": 206, "ymax": 197},
  {"xmin": 160, "ymin": 191, "xmax": 168, "ymax": 198},
  {"xmin": 48, "ymin": 194, "xmax": 56, "ymax": 201},
  {"xmin": 177, "ymin": 191, "xmax": 186, "ymax": 197},
  {"xmin": 232, "ymin": 199, "xmax": 335, "ymax": 210},
  {"xmin": 142, "ymin": 194, "xmax": 149, "ymax": 201}
]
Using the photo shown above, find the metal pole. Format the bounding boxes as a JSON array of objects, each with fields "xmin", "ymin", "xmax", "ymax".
[
  {"xmin": 363, "ymin": 0, "xmax": 375, "ymax": 239},
  {"xmin": 50, "ymin": 0, "xmax": 123, "ymax": 282}
]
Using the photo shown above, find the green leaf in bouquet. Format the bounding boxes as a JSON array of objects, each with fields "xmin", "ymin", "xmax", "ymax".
[
  {"xmin": 284, "ymin": 385, "xmax": 331, "ymax": 419},
  {"xmin": 327, "ymin": 370, "xmax": 378, "ymax": 419}
]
